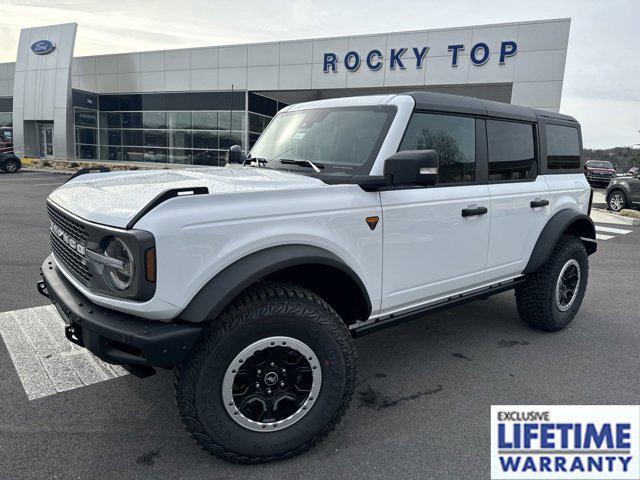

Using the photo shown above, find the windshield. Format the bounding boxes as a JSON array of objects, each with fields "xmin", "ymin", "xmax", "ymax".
[
  {"xmin": 250, "ymin": 106, "xmax": 396, "ymax": 175},
  {"xmin": 587, "ymin": 161, "xmax": 614, "ymax": 169}
]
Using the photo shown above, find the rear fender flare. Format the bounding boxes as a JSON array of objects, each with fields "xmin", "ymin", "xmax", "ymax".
[{"xmin": 524, "ymin": 209, "xmax": 596, "ymax": 274}]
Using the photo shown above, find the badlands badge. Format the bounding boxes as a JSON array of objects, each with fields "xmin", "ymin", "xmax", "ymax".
[{"xmin": 491, "ymin": 405, "xmax": 640, "ymax": 479}]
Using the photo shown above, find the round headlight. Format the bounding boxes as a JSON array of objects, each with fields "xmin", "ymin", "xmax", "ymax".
[{"xmin": 104, "ymin": 238, "xmax": 135, "ymax": 291}]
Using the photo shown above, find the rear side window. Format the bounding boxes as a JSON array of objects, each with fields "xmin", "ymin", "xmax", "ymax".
[
  {"xmin": 546, "ymin": 124, "xmax": 581, "ymax": 170},
  {"xmin": 487, "ymin": 120, "xmax": 536, "ymax": 182},
  {"xmin": 399, "ymin": 112, "xmax": 476, "ymax": 183}
]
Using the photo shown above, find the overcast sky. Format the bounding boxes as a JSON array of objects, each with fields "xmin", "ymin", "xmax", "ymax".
[{"xmin": 0, "ymin": 0, "xmax": 638, "ymax": 148}]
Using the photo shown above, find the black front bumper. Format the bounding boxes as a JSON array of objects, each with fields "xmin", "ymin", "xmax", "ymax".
[{"xmin": 38, "ymin": 255, "xmax": 201, "ymax": 373}]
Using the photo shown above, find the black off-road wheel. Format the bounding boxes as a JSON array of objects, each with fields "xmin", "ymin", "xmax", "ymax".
[
  {"xmin": 515, "ymin": 235, "xmax": 589, "ymax": 332},
  {"xmin": 174, "ymin": 281, "xmax": 356, "ymax": 464}
]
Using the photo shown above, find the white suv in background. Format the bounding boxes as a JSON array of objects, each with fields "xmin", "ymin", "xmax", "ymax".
[{"xmin": 39, "ymin": 92, "xmax": 596, "ymax": 463}]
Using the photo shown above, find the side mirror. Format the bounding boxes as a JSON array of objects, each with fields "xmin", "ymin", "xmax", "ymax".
[
  {"xmin": 227, "ymin": 144, "xmax": 243, "ymax": 164},
  {"xmin": 383, "ymin": 150, "xmax": 439, "ymax": 187}
]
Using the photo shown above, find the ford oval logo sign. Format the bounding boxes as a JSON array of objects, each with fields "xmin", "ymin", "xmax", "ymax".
[{"xmin": 31, "ymin": 40, "xmax": 56, "ymax": 55}]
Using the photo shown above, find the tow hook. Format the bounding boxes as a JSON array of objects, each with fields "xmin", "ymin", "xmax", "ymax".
[
  {"xmin": 36, "ymin": 280, "xmax": 50, "ymax": 298},
  {"xmin": 65, "ymin": 325, "xmax": 84, "ymax": 347}
]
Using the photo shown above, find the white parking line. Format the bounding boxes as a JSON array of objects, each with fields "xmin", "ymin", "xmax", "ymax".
[
  {"xmin": 0, "ymin": 305, "xmax": 127, "ymax": 400},
  {"xmin": 595, "ymin": 225, "xmax": 633, "ymax": 235},
  {"xmin": 596, "ymin": 233, "xmax": 614, "ymax": 240}
]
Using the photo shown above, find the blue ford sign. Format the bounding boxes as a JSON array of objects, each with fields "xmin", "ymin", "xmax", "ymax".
[
  {"xmin": 31, "ymin": 40, "xmax": 56, "ymax": 55},
  {"xmin": 323, "ymin": 40, "xmax": 518, "ymax": 72}
]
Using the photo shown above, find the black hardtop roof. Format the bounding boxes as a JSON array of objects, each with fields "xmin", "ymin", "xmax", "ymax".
[{"xmin": 406, "ymin": 91, "xmax": 577, "ymax": 123}]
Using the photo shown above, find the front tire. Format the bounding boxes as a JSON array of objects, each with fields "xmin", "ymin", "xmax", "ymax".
[
  {"xmin": 516, "ymin": 235, "xmax": 589, "ymax": 332},
  {"xmin": 608, "ymin": 190, "xmax": 627, "ymax": 212},
  {"xmin": 3, "ymin": 158, "xmax": 19, "ymax": 173},
  {"xmin": 175, "ymin": 281, "xmax": 356, "ymax": 463}
]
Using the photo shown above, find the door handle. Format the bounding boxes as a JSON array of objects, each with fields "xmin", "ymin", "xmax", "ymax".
[
  {"xmin": 530, "ymin": 199, "xmax": 550, "ymax": 208},
  {"xmin": 461, "ymin": 206, "xmax": 488, "ymax": 217}
]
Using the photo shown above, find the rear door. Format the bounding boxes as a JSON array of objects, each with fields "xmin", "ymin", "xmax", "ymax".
[
  {"xmin": 484, "ymin": 119, "xmax": 550, "ymax": 282},
  {"xmin": 379, "ymin": 112, "xmax": 491, "ymax": 314}
]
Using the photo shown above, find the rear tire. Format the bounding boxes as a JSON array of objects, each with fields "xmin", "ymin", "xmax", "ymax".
[
  {"xmin": 608, "ymin": 190, "xmax": 627, "ymax": 212},
  {"xmin": 516, "ymin": 235, "xmax": 588, "ymax": 332},
  {"xmin": 174, "ymin": 281, "xmax": 356, "ymax": 463}
]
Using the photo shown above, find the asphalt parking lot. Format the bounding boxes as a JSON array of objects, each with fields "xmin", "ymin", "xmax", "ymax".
[{"xmin": 1, "ymin": 172, "xmax": 639, "ymax": 479}]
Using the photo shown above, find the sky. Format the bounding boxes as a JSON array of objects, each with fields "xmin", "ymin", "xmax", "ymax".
[{"xmin": 0, "ymin": 0, "xmax": 638, "ymax": 149}]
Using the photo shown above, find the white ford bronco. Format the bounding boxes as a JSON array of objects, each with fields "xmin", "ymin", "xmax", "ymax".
[{"xmin": 39, "ymin": 92, "xmax": 596, "ymax": 463}]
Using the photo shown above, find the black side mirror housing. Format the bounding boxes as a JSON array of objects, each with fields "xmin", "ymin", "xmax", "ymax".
[
  {"xmin": 383, "ymin": 150, "xmax": 439, "ymax": 187},
  {"xmin": 228, "ymin": 144, "xmax": 243, "ymax": 164}
]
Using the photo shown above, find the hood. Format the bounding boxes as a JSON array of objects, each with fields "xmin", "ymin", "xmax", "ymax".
[{"xmin": 48, "ymin": 165, "xmax": 326, "ymax": 228}]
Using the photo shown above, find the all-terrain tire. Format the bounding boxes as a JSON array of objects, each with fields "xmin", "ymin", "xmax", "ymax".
[
  {"xmin": 515, "ymin": 235, "xmax": 589, "ymax": 332},
  {"xmin": 174, "ymin": 281, "xmax": 357, "ymax": 464}
]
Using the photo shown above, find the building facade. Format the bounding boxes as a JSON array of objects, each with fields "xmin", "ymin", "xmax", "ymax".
[{"xmin": 0, "ymin": 18, "xmax": 570, "ymax": 165}]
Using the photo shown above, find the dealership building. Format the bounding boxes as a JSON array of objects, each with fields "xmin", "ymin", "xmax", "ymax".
[{"xmin": 0, "ymin": 19, "xmax": 570, "ymax": 165}]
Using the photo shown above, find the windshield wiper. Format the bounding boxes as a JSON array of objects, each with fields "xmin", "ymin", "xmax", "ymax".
[{"xmin": 279, "ymin": 159, "xmax": 324, "ymax": 174}]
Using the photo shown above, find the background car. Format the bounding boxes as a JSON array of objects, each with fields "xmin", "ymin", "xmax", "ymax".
[
  {"xmin": 606, "ymin": 170, "xmax": 640, "ymax": 211},
  {"xmin": 0, "ymin": 130, "xmax": 21, "ymax": 173},
  {"xmin": 584, "ymin": 159, "xmax": 617, "ymax": 187}
]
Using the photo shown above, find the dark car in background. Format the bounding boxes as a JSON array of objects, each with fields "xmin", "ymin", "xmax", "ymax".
[
  {"xmin": 584, "ymin": 159, "xmax": 616, "ymax": 187},
  {"xmin": 0, "ymin": 128, "xmax": 21, "ymax": 173},
  {"xmin": 606, "ymin": 170, "xmax": 640, "ymax": 211}
]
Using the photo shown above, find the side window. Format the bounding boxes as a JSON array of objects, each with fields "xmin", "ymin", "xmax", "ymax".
[
  {"xmin": 546, "ymin": 124, "xmax": 581, "ymax": 170},
  {"xmin": 487, "ymin": 120, "xmax": 536, "ymax": 182},
  {"xmin": 399, "ymin": 112, "xmax": 476, "ymax": 184}
]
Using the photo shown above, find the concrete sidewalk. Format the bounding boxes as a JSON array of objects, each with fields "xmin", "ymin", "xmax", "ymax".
[{"xmin": 590, "ymin": 208, "xmax": 640, "ymax": 225}]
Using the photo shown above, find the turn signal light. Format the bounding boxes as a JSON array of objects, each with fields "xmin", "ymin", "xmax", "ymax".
[{"xmin": 145, "ymin": 248, "xmax": 156, "ymax": 283}]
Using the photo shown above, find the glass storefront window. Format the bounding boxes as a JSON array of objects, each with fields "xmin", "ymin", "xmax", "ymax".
[
  {"xmin": 76, "ymin": 144, "xmax": 97, "ymax": 159},
  {"xmin": 167, "ymin": 112, "xmax": 191, "ymax": 129},
  {"xmin": 192, "ymin": 111, "xmax": 218, "ymax": 130},
  {"xmin": 122, "ymin": 147, "xmax": 144, "ymax": 162},
  {"xmin": 193, "ymin": 130, "xmax": 218, "ymax": 150},
  {"xmin": 249, "ymin": 132, "xmax": 261, "ymax": 149},
  {"xmin": 100, "ymin": 129, "xmax": 122, "ymax": 146},
  {"xmin": 192, "ymin": 150, "xmax": 221, "ymax": 166},
  {"xmin": 169, "ymin": 149, "xmax": 192, "ymax": 164},
  {"xmin": 144, "ymin": 130, "xmax": 168, "ymax": 147},
  {"xmin": 76, "ymin": 128, "xmax": 97, "ymax": 145},
  {"xmin": 100, "ymin": 112, "xmax": 121, "ymax": 129},
  {"xmin": 0, "ymin": 112, "xmax": 12, "ymax": 127},
  {"xmin": 122, "ymin": 112, "xmax": 143, "ymax": 129},
  {"xmin": 219, "ymin": 131, "xmax": 244, "ymax": 150},
  {"xmin": 169, "ymin": 130, "xmax": 192, "ymax": 149},
  {"xmin": 122, "ymin": 130, "xmax": 143, "ymax": 146},
  {"xmin": 144, "ymin": 148, "xmax": 168, "ymax": 163},
  {"xmin": 75, "ymin": 108, "xmax": 97, "ymax": 128},
  {"xmin": 143, "ymin": 111, "xmax": 167, "ymax": 129},
  {"xmin": 100, "ymin": 146, "xmax": 123, "ymax": 161},
  {"xmin": 249, "ymin": 113, "xmax": 264, "ymax": 133}
]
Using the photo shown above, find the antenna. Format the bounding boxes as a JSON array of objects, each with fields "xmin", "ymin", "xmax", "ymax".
[{"xmin": 229, "ymin": 84, "xmax": 234, "ymax": 164}]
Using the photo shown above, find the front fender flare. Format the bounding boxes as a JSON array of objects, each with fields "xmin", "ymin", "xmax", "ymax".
[
  {"xmin": 524, "ymin": 209, "xmax": 597, "ymax": 275},
  {"xmin": 179, "ymin": 244, "xmax": 372, "ymax": 323}
]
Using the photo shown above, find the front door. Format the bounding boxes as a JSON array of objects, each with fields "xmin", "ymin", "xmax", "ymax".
[
  {"xmin": 379, "ymin": 112, "xmax": 491, "ymax": 314},
  {"xmin": 39, "ymin": 124, "xmax": 54, "ymax": 158}
]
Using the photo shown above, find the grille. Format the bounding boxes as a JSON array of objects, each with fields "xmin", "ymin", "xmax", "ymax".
[
  {"xmin": 47, "ymin": 203, "xmax": 88, "ymax": 241},
  {"xmin": 47, "ymin": 203, "xmax": 92, "ymax": 283},
  {"xmin": 50, "ymin": 233, "xmax": 92, "ymax": 282}
]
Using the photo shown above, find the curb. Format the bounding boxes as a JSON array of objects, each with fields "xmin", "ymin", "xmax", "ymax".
[{"xmin": 591, "ymin": 209, "xmax": 640, "ymax": 226}]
